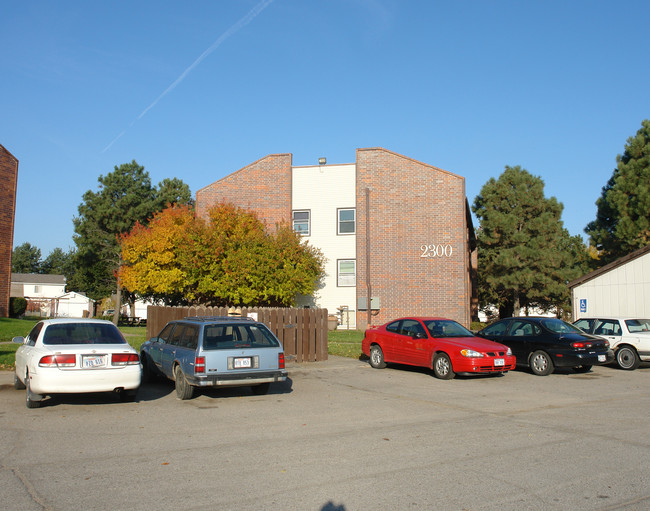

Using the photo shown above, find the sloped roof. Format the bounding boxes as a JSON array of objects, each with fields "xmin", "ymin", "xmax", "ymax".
[
  {"xmin": 11, "ymin": 273, "xmax": 66, "ymax": 285},
  {"xmin": 568, "ymin": 244, "xmax": 650, "ymax": 288}
]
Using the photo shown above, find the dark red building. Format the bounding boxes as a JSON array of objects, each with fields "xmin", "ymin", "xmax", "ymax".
[
  {"xmin": 0, "ymin": 144, "xmax": 19, "ymax": 317},
  {"xmin": 197, "ymin": 148, "xmax": 477, "ymax": 329}
]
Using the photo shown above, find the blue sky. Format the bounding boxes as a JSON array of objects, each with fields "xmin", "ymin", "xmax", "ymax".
[{"xmin": 2, "ymin": 0, "xmax": 648, "ymax": 256}]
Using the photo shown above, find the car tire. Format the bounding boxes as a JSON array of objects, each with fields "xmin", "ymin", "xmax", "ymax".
[
  {"xmin": 174, "ymin": 365, "xmax": 194, "ymax": 400},
  {"xmin": 573, "ymin": 365, "xmax": 592, "ymax": 373},
  {"xmin": 616, "ymin": 346, "xmax": 640, "ymax": 370},
  {"xmin": 141, "ymin": 356, "xmax": 155, "ymax": 383},
  {"xmin": 252, "ymin": 383, "xmax": 271, "ymax": 395},
  {"xmin": 14, "ymin": 372, "xmax": 26, "ymax": 390},
  {"xmin": 25, "ymin": 375, "xmax": 42, "ymax": 409},
  {"xmin": 369, "ymin": 345, "xmax": 387, "ymax": 369},
  {"xmin": 433, "ymin": 353, "xmax": 455, "ymax": 380},
  {"xmin": 530, "ymin": 350, "xmax": 554, "ymax": 376}
]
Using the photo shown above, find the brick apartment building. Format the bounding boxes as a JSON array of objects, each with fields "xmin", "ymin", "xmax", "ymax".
[
  {"xmin": 196, "ymin": 147, "xmax": 477, "ymax": 329},
  {"xmin": 0, "ymin": 144, "xmax": 19, "ymax": 317}
]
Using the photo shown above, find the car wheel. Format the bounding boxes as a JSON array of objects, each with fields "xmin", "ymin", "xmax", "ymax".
[
  {"xmin": 616, "ymin": 346, "xmax": 640, "ymax": 370},
  {"xmin": 174, "ymin": 365, "xmax": 194, "ymax": 400},
  {"xmin": 573, "ymin": 365, "xmax": 592, "ymax": 373},
  {"xmin": 25, "ymin": 375, "xmax": 42, "ymax": 409},
  {"xmin": 433, "ymin": 353, "xmax": 455, "ymax": 380},
  {"xmin": 14, "ymin": 372, "xmax": 26, "ymax": 390},
  {"xmin": 369, "ymin": 345, "xmax": 386, "ymax": 369},
  {"xmin": 530, "ymin": 350, "xmax": 554, "ymax": 376},
  {"xmin": 252, "ymin": 383, "xmax": 271, "ymax": 395},
  {"xmin": 141, "ymin": 356, "xmax": 155, "ymax": 383}
]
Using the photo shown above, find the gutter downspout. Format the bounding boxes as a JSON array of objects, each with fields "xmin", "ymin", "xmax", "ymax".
[{"xmin": 366, "ymin": 187, "xmax": 371, "ymax": 327}]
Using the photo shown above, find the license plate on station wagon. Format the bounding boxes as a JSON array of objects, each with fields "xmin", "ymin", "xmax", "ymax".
[
  {"xmin": 598, "ymin": 354, "xmax": 606, "ymax": 362},
  {"xmin": 494, "ymin": 358, "xmax": 505, "ymax": 366},
  {"xmin": 82, "ymin": 355, "xmax": 106, "ymax": 368},
  {"xmin": 233, "ymin": 357, "xmax": 252, "ymax": 369}
]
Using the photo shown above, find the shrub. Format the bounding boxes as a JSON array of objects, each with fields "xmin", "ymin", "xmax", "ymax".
[{"xmin": 10, "ymin": 297, "xmax": 27, "ymax": 318}]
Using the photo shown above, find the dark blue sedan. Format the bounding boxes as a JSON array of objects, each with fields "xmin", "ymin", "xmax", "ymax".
[{"xmin": 476, "ymin": 317, "xmax": 614, "ymax": 375}]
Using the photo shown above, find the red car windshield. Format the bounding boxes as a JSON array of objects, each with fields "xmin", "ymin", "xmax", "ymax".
[{"xmin": 424, "ymin": 320, "xmax": 474, "ymax": 338}]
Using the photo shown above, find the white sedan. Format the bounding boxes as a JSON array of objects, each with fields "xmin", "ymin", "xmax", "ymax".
[
  {"xmin": 13, "ymin": 318, "xmax": 141, "ymax": 408},
  {"xmin": 573, "ymin": 317, "xmax": 650, "ymax": 370}
]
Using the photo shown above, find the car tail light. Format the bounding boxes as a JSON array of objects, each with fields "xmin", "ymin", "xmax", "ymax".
[
  {"xmin": 572, "ymin": 342, "xmax": 592, "ymax": 348},
  {"xmin": 111, "ymin": 353, "xmax": 140, "ymax": 366},
  {"xmin": 195, "ymin": 356, "xmax": 205, "ymax": 374},
  {"xmin": 39, "ymin": 354, "xmax": 76, "ymax": 367},
  {"xmin": 279, "ymin": 353, "xmax": 285, "ymax": 369}
]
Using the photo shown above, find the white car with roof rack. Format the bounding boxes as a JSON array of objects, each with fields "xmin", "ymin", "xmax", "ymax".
[
  {"xmin": 573, "ymin": 317, "xmax": 650, "ymax": 370},
  {"xmin": 140, "ymin": 316, "xmax": 288, "ymax": 399}
]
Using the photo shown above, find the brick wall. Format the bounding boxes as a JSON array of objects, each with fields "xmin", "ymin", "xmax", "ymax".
[
  {"xmin": 195, "ymin": 153, "xmax": 293, "ymax": 229},
  {"xmin": 0, "ymin": 145, "xmax": 19, "ymax": 317},
  {"xmin": 356, "ymin": 148, "xmax": 471, "ymax": 328}
]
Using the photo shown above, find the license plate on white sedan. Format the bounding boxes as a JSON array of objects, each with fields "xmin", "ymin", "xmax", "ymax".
[
  {"xmin": 82, "ymin": 355, "xmax": 107, "ymax": 368},
  {"xmin": 598, "ymin": 354, "xmax": 606, "ymax": 362},
  {"xmin": 233, "ymin": 357, "xmax": 252, "ymax": 369},
  {"xmin": 494, "ymin": 358, "xmax": 505, "ymax": 366}
]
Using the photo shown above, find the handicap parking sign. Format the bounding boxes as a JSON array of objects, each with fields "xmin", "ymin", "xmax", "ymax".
[{"xmin": 579, "ymin": 299, "xmax": 587, "ymax": 313}]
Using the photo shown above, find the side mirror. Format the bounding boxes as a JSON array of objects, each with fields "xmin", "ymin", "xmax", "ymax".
[{"xmin": 12, "ymin": 336, "xmax": 26, "ymax": 344}]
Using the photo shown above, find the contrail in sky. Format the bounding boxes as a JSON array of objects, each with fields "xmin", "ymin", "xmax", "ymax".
[{"xmin": 102, "ymin": 0, "xmax": 274, "ymax": 153}]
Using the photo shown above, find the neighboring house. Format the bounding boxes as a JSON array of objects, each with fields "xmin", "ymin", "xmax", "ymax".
[
  {"xmin": 196, "ymin": 147, "xmax": 477, "ymax": 329},
  {"xmin": 12, "ymin": 273, "xmax": 66, "ymax": 298},
  {"xmin": 0, "ymin": 144, "xmax": 19, "ymax": 318},
  {"xmin": 54, "ymin": 291, "xmax": 94, "ymax": 318},
  {"xmin": 10, "ymin": 273, "xmax": 93, "ymax": 318},
  {"xmin": 569, "ymin": 244, "xmax": 650, "ymax": 320}
]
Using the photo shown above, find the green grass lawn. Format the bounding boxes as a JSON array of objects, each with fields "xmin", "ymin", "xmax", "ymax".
[{"xmin": 328, "ymin": 328, "xmax": 364, "ymax": 359}]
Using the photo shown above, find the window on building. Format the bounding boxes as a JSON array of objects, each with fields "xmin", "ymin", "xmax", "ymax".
[
  {"xmin": 338, "ymin": 259, "xmax": 356, "ymax": 287},
  {"xmin": 34, "ymin": 285, "xmax": 40, "ymax": 293},
  {"xmin": 292, "ymin": 210, "xmax": 310, "ymax": 236},
  {"xmin": 338, "ymin": 208, "xmax": 355, "ymax": 235}
]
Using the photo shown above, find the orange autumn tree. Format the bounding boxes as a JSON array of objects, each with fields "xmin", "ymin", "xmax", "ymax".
[
  {"xmin": 118, "ymin": 203, "xmax": 324, "ymax": 306},
  {"xmin": 118, "ymin": 205, "xmax": 196, "ymax": 304}
]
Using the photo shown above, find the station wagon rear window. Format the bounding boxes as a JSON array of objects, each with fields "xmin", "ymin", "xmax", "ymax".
[
  {"xmin": 625, "ymin": 319, "xmax": 650, "ymax": 333},
  {"xmin": 202, "ymin": 324, "xmax": 280, "ymax": 350},
  {"xmin": 43, "ymin": 324, "xmax": 126, "ymax": 345}
]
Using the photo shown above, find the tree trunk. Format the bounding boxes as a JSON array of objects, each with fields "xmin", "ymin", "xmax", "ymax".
[
  {"xmin": 513, "ymin": 289, "xmax": 521, "ymax": 317},
  {"xmin": 113, "ymin": 282, "xmax": 121, "ymax": 327}
]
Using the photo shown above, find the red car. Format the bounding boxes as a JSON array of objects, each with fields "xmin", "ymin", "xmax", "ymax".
[{"xmin": 362, "ymin": 317, "xmax": 516, "ymax": 379}]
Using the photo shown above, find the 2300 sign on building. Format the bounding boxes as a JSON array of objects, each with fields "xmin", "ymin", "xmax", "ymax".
[{"xmin": 420, "ymin": 244, "xmax": 453, "ymax": 258}]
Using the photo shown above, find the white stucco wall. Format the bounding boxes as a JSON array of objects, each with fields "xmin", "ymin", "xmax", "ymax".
[
  {"xmin": 55, "ymin": 292, "xmax": 94, "ymax": 318},
  {"xmin": 572, "ymin": 250, "xmax": 650, "ymax": 319},
  {"xmin": 292, "ymin": 163, "xmax": 357, "ymax": 327},
  {"xmin": 20, "ymin": 282, "xmax": 65, "ymax": 298}
]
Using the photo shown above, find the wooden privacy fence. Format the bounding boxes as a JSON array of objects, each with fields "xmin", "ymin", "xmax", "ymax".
[{"xmin": 146, "ymin": 306, "xmax": 328, "ymax": 363}]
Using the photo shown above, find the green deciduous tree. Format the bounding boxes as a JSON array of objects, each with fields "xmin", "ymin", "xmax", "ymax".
[
  {"xmin": 585, "ymin": 119, "xmax": 650, "ymax": 264},
  {"xmin": 41, "ymin": 247, "xmax": 73, "ymax": 275},
  {"xmin": 118, "ymin": 203, "xmax": 325, "ymax": 307},
  {"xmin": 472, "ymin": 166, "xmax": 587, "ymax": 318},
  {"xmin": 156, "ymin": 177, "xmax": 194, "ymax": 210},
  {"xmin": 11, "ymin": 242, "xmax": 41, "ymax": 273},
  {"xmin": 73, "ymin": 161, "xmax": 192, "ymax": 323}
]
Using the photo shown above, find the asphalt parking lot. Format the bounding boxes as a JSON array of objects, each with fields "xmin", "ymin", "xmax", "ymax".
[{"xmin": 1, "ymin": 357, "xmax": 649, "ymax": 511}]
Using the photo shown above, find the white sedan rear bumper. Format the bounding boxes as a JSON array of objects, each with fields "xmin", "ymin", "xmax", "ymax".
[{"xmin": 29, "ymin": 366, "xmax": 141, "ymax": 395}]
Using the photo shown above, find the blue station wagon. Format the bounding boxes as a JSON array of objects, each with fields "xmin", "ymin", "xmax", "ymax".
[{"xmin": 141, "ymin": 316, "xmax": 288, "ymax": 399}]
